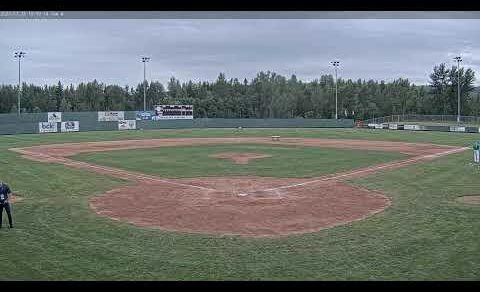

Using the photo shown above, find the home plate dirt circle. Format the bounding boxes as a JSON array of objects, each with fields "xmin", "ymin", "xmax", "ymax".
[{"xmin": 89, "ymin": 176, "xmax": 391, "ymax": 237}]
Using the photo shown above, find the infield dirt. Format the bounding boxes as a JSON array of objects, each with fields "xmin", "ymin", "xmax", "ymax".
[{"xmin": 10, "ymin": 137, "xmax": 467, "ymax": 237}]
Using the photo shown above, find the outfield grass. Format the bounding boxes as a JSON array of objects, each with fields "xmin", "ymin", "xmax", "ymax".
[
  {"xmin": 0, "ymin": 128, "xmax": 479, "ymax": 280},
  {"xmin": 1, "ymin": 127, "xmax": 478, "ymax": 148},
  {"xmin": 72, "ymin": 144, "xmax": 407, "ymax": 178}
]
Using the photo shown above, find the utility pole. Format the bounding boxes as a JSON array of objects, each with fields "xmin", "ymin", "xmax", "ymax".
[
  {"xmin": 331, "ymin": 60, "xmax": 340, "ymax": 119},
  {"xmin": 14, "ymin": 51, "xmax": 26, "ymax": 115},
  {"xmin": 454, "ymin": 56, "xmax": 462, "ymax": 123},
  {"xmin": 141, "ymin": 56, "xmax": 150, "ymax": 111}
]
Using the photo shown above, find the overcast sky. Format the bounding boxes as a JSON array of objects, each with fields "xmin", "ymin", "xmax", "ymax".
[{"xmin": 1, "ymin": 17, "xmax": 480, "ymax": 87}]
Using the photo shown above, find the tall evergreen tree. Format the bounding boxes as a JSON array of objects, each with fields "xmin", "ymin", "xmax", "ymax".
[{"xmin": 0, "ymin": 66, "xmax": 477, "ymax": 120}]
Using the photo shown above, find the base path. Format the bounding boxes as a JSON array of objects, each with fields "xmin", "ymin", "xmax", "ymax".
[{"xmin": 10, "ymin": 137, "xmax": 468, "ymax": 237}]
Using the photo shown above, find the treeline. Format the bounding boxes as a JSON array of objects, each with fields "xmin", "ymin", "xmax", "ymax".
[{"xmin": 0, "ymin": 63, "xmax": 477, "ymax": 120}]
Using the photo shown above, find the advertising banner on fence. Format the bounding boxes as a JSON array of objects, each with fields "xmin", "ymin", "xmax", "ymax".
[
  {"xmin": 61, "ymin": 121, "xmax": 79, "ymax": 132},
  {"xmin": 98, "ymin": 111, "xmax": 124, "ymax": 122},
  {"xmin": 388, "ymin": 124, "xmax": 398, "ymax": 130},
  {"xmin": 152, "ymin": 105, "xmax": 193, "ymax": 120},
  {"xmin": 118, "ymin": 120, "xmax": 136, "ymax": 130},
  {"xmin": 450, "ymin": 126, "xmax": 466, "ymax": 132},
  {"xmin": 135, "ymin": 111, "xmax": 153, "ymax": 120},
  {"xmin": 367, "ymin": 123, "xmax": 386, "ymax": 129},
  {"xmin": 404, "ymin": 124, "xmax": 422, "ymax": 131},
  {"xmin": 39, "ymin": 122, "xmax": 58, "ymax": 133},
  {"xmin": 48, "ymin": 112, "xmax": 62, "ymax": 123}
]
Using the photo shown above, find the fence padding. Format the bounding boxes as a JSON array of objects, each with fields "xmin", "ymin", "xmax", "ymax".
[{"xmin": 0, "ymin": 112, "xmax": 354, "ymax": 135}]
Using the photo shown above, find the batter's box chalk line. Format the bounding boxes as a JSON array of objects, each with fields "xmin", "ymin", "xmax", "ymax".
[
  {"xmin": 262, "ymin": 188, "xmax": 285, "ymax": 198},
  {"xmin": 232, "ymin": 189, "xmax": 285, "ymax": 198},
  {"xmin": 242, "ymin": 189, "xmax": 286, "ymax": 199}
]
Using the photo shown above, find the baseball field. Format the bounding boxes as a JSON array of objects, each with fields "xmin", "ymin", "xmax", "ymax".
[{"xmin": 1, "ymin": 128, "xmax": 479, "ymax": 280}]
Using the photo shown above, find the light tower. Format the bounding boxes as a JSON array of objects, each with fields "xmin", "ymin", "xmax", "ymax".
[
  {"xmin": 14, "ymin": 51, "xmax": 26, "ymax": 115},
  {"xmin": 454, "ymin": 56, "xmax": 462, "ymax": 123},
  {"xmin": 331, "ymin": 60, "xmax": 340, "ymax": 119},
  {"xmin": 141, "ymin": 56, "xmax": 150, "ymax": 111}
]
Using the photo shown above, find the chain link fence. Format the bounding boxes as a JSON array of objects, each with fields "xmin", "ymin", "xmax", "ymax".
[{"xmin": 364, "ymin": 114, "xmax": 480, "ymax": 125}]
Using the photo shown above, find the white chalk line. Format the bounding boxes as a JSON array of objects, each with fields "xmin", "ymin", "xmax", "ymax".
[
  {"xmin": 261, "ymin": 147, "xmax": 469, "ymax": 192},
  {"xmin": 62, "ymin": 159, "xmax": 216, "ymax": 191},
  {"xmin": 11, "ymin": 146, "xmax": 469, "ymax": 195},
  {"xmin": 12, "ymin": 148, "xmax": 215, "ymax": 191}
]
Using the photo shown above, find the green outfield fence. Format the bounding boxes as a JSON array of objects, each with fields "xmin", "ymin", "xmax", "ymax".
[{"xmin": 0, "ymin": 111, "xmax": 354, "ymax": 135}]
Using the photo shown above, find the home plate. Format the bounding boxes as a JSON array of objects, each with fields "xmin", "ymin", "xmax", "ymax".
[{"xmin": 238, "ymin": 193, "xmax": 249, "ymax": 197}]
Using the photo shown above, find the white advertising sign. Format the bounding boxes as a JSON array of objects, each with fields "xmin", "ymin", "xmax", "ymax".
[
  {"xmin": 388, "ymin": 124, "xmax": 398, "ymax": 130},
  {"xmin": 118, "ymin": 120, "xmax": 136, "ymax": 130},
  {"xmin": 98, "ymin": 111, "xmax": 125, "ymax": 122},
  {"xmin": 450, "ymin": 126, "xmax": 466, "ymax": 132},
  {"xmin": 39, "ymin": 122, "xmax": 58, "ymax": 133},
  {"xmin": 404, "ymin": 124, "xmax": 422, "ymax": 131},
  {"xmin": 48, "ymin": 112, "xmax": 62, "ymax": 123},
  {"xmin": 152, "ymin": 115, "xmax": 194, "ymax": 120},
  {"xmin": 61, "ymin": 121, "xmax": 80, "ymax": 132}
]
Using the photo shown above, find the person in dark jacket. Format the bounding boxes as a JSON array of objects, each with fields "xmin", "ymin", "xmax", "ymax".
[{"xmin": 0, "ymin": 181, "xmax": 14, "ymax": 229}]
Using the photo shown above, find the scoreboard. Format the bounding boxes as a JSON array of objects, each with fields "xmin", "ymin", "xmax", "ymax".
[{"xmin": 153, "ymin": 105, "xmax": 193, "ymax": 120}]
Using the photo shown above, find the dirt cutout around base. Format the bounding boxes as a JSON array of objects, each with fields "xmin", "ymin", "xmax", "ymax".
[
  {"xmin": 8, "ymin": 195, "xmax": 23, "ymax": 204},
  {"xmin": 457, "ymin": 195, "xmax": 480, "ymax": 205},
  {"xmin": 209, "ymin": 152, "xmax": 272, "ymax": 164},
  {"xmin": 10, "ymin": 137, "xmax": 468, "ymax": 237}
]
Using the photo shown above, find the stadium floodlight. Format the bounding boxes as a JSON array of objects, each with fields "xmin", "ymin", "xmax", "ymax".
[
  {"xmin": 141, "ymin": 56, "xmax": 151, "ymax": 112},
  {"xmin": 14, "ymin": 51, "xmax": 26, "ymax": 115},
  {"xmin": 454, "ymin": 56, "xmax": 462, "ymax": 123},
  {"xmin": 331, "ymin": 60, "xmax": 340, "ymax": 120}
]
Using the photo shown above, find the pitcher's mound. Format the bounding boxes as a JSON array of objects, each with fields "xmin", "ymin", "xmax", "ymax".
[{"xmin": 209, "ymin": 152, "xmax": 272, "ymax": 164}]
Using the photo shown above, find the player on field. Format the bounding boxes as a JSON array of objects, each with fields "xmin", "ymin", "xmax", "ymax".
[
  {"xmin": 0, "ymin": 181, "xmax": 14, "ymax": 229},
  {"xmin": 473, "ymin": 142, "xmax": 480, "ymax": 164}
]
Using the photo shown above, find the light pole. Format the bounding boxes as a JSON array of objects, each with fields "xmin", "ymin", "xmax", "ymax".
[
  {"xmin": 454, "ymin": 56, "xmax": 462, "ymax": 123},
  {"xmin": 141, "ymin": 56, "xmax": 150, "ymax": 111},
  {"xmin": 14, "ymin": 51, "xmax": 26, "ymax": 115},
  {"xmin": 331, "ymin": 60, "xmax": 340, "ymax": 119}
]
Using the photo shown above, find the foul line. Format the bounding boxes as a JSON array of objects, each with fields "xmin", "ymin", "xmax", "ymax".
[
  {"xmin": 11, "ymin": 148, "xmax": 215, "ymax": 192},
  {"xmin": 11, "ymin": 145, "xmax": 469, "ymax": 194},
  {"xmin": 62, "ymin": 159, "xmax": 216, "ymax": 191},
  {"xmin": 261, "ymin": 147, "xmax": 469, "ymax": 192}
]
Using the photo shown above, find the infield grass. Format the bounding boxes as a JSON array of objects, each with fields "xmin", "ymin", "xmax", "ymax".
[
  {"xmin": 72, "ymin": 144, "xmax": 407, "ymax": 178},
  {"xmin": 0, "ymin": 128, "xmax": 479, "ymax": 280}
]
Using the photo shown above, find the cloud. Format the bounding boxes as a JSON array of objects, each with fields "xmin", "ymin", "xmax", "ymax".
[{"xmin": 0, "ymin": 18, "xmax": 479, "ymax": 87}]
